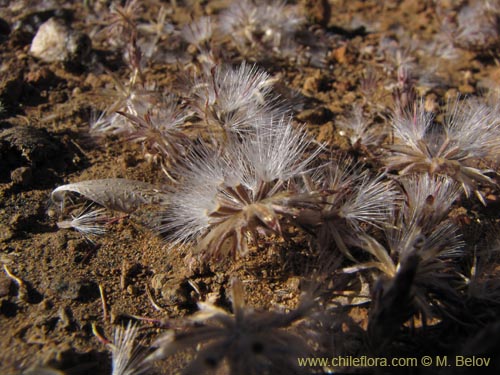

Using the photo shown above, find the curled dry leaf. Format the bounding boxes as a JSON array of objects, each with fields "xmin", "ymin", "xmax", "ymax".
[{"xmin": 51, "ymin": 178, "xmax": 169, "ymax": 213}]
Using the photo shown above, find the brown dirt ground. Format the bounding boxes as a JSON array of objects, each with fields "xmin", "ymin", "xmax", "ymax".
[{"xmin": 1, "ymin": 1, "xmax": 500, "ymax": 374}]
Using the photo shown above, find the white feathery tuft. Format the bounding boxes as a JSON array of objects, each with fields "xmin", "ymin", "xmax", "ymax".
[
  {"xmin": 110, "ymin": 322, "xmax": 150, "ymax": 375},
  {"xmin": 57, "ymin": 206, "xmax": 108, "ymax": 239}
]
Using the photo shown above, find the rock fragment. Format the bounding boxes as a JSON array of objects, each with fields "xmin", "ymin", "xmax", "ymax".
[{"xmin": 29, "ymin": 18, "xmax": 90, "ymax": 66}]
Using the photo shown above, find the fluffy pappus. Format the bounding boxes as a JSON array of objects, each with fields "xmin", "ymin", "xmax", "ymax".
[
  {"xmin": 145, "ymin": 278, "xmax": 317, "ymax": 375},
  {"xmin": 97, "ymin": 0, "xmax": 142, "ymax": 48},
  {"xmin": 337, "ymin": 106, "xmax": 386, "ymax": 152},
  {"xmin": 56, "ymin": 206, "xmax": 109, "ymax": 242},
  {"xmin": 296, "ymin": 157, "xmax": 400, "ymax": 260},
  {"xmin": 89, "ymin": 75, "xmax": 160, "ymax": 136},
  {"xmin": 219, "ymin": 0, "xmax": 305, "ymax": 59},
  {"xmin": 399, "ymin": 174, "xmax": 462, "ymax": 230},
  {"xmin": 384, "ymin": 98, "xmax": 500, "ymax": 203},
  {"xmin": 377, "ymin": 36, "xmax": 418, "ymax": 78},
  {"xmin": 160, "ymin": 116, "xmax": 320, "ymax": 259},
  {"xmin": 109, "ymin": 322, "xmax": 150, "ymax": 375},
  {"xmin": 116, "ymin": 96, "xmax": 189, "ymax": 178},
  {"xmin": 136, "ymin": 6, "xmax": 174, "ymax": 41},
  {"xmin": 240, "ymin": 116, "xmax": 320, "ymax": 182},
  {"xmin": 188, "ymin": 62, "xmax": 285, "ymax": 136},
  {"xmin": 182, "ymin": 16, "xmax": 214, "ymax": 49},
  {"xmin": 352, "ymin": 219, "xmax": 464, "ymax": 346},
  {"xmin": 90, "ymin": 76, "xmax": 188, "ymax": 177},
  {"xmin": 345, "ymin": 174, "xmax": 465, "ymax": 334},
  {"xmin": 454, "ymin": 0, "xmax": 500, "ymax": 51},
  {"xmin": 382, "ymin": 175, "xmax": 465, "ymax": 271}
]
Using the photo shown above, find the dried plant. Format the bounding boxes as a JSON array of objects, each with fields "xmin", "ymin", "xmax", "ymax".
[
  {"xmin": 89, "ymin": 75, "xmax": 160, "ymax": 136},
  {"xmin": 453, "ymin": 0, "xmax": 500, "ymax": 51},
  {"xmin": 392, "ymin": 64, "xmax": 418, "ymax": 116},
  {"xmin": 109, "ymin": 322, "xmax": 150, "ymax": 375},
  {"xmin": 384, "ymin": 98, "xmax": 500, "ymax": 203},
  {"xmin": 146, "ymin": 278, "xmax": 316, "ymax": 375},
  {"xmin": 400, "ymin": 174, "xmax": 462, "ymax": 230},
  {"xmin": 342, "ymin": 174, "xmax": 465, "ymax": 341},
  {"xmin": 296, "ymin": 157, "xmax": 399, "ymax": 260},
  {"xmin": 56, "ymin": 206, "xmax": 109, "ymax": 241},
  {"xmin": 462, "ymin": 233, "xmax": 500, "ymax": 318},
  {"xmin": 92, "ymin": 62, "xmax": 284, "ymax": 152},
  {"xmin": 346, "ymin": 174, "xmax": 464, "ymax": 275},
  {"xmin": 182, "ymin": 16, "xmax": 214, "ymax": 50},
  {"xmin": 160, "ymin": 116, "xmax": 320, "ymax": 259},
  {"xmin": 337, "ymin": 106, "xmax": 386, "ymax": 152},
  {"xmin": 136, "ymin": 6, "xmax": 174, "ymax": 47},
  {"xmin": 99, "ymin": 0, "xmax": 142, "ymax": 48},
  {"xmin": 365, "ymin": 222, "xmax": 465, "ymax": 346},
  {"xmin": 90, "ymin": 76, "xmax": 188, "ymax": 177},
  {"xmin": 115, "ymin": 100, "xmax": 189, "ymax": 178},
  {"xmin": 378, "ymin": 36, "xmax": 418, "ymax": 78},
  {"xmin": 51, "ymin": 178, "xmax": 169, "ymax": 214},
  {"xmin": 187, "ymin": 62, "xmax": 284, "ymax": 136},
  {"xmin": 219, "ymin": 0, "xmax": 305, "ymax": 60}
]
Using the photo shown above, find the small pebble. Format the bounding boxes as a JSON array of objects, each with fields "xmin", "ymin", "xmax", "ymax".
[
  {"xmin": 126, "ymin": 284, "xmax": 140, "ymax": 296},
  {"xmin": 0, "ymin": 224, "xmax": 14, "ymax": 243},
  {"xmin": 0, "ymin": 273, "xmax": 12, "ymax": 297},
  {"xmin": 30, "ymin": 18, "xmax": 90, "ymax": 65},
  {"xmin": 10, "ymin": 166, "xmax": 33, "ymax": 186}
]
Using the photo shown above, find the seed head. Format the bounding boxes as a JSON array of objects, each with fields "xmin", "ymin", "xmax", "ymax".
[
  {"xmin": 146, "ymin": 278, "xmax": 316, "ymax": 375},
  {"xmin": 400, "ymin": 174, "xmax": 461, "ymax": 230},
  {"xmin": 296, "ymin": 157, "xmax": 399, "ymax": 259},
  {"xmin": 189, "ymin": 62, "xmax": 285, "ymax": 135},
  {"xmin": 182, "ymin": 16, "xmax": 214, "ymax": 48},
  {"xmin": 384, "ymin": 97, "xmax": 500, "ymax": 203},
  {"xmin": 219, "ymin": 0, "xmax": 304, "ymax": 59},
  {"xmin": 454, "ymin": 2, "xmax": 500, "ymax": 51},
  {"xmin": 161, "ymin": 116, "xmax": 320, "ymax": 259},
  {"xmin": 337, "ymin": 106, "xmax": 385, "ymax": 150}
]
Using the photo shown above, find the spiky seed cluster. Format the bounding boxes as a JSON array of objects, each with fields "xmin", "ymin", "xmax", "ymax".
[
  {"xmin": 347, "ymin": 174, "xmax": 464, "ymax": 326},
  {"xmin": 189, "ymin": 62, "xmax": 283, "ymax": 135},
  {"xmin": 395, "ymin": 175, "xmax": 464, "ymax": 268},
  {"xmin": 219, "ymin": 0, "xmax": 304, "ymax": 59},
  {"xmin": 98, "ymin": 0, "xmax": 142, "ymax": 48},
  {"xmin": 390, "ymin": 175, "xmax": 462, "ymax": 269},
  {"xmin": 297, "ymin": 157, "xmax": 399, "ymax": 259},
  {"xmin": 384, "ymin": 98, "xmax": 500, "ymax": 203},
  {"xmin": 346, "ymin": 174, "xmax": 463, "ymax": 347},
  {"xmin": 454, "ymin": 1, "xmax": 500, "ymax": 51},
  {"xmin": 337, "ymin": 106, "xmax": 385, "ymax": 151},
  {"xmin": 90, "ymin": 79, "xmax": 188, "ymax": 174},
  {"xmin": 91, "ymin": 62, "xmax": 286, "ymax": 169},
  {"xmin": 146, "ymin": 278, "xmax": 315, "ymax": 375},
  {"xmin": 161, "ymin": 116, "xmax": 319, "ymax": 259},
  {"xmin": 400, "ymin": 174, "xmax": 462, "ymax": 230},
  {"xmin": 116, "ymin": 102, "xmax": 189, "ymax": 176},
  {"xmin": 40, "ymin": 2, "xmax": 500, "ymax": 372},
  {"xmin": 182, "ymin": 16, "xmax": 214, "ymax": 48},
  {"xmin": 89, "ymin": 79, "xmax": 160, "ymax": 136}
]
